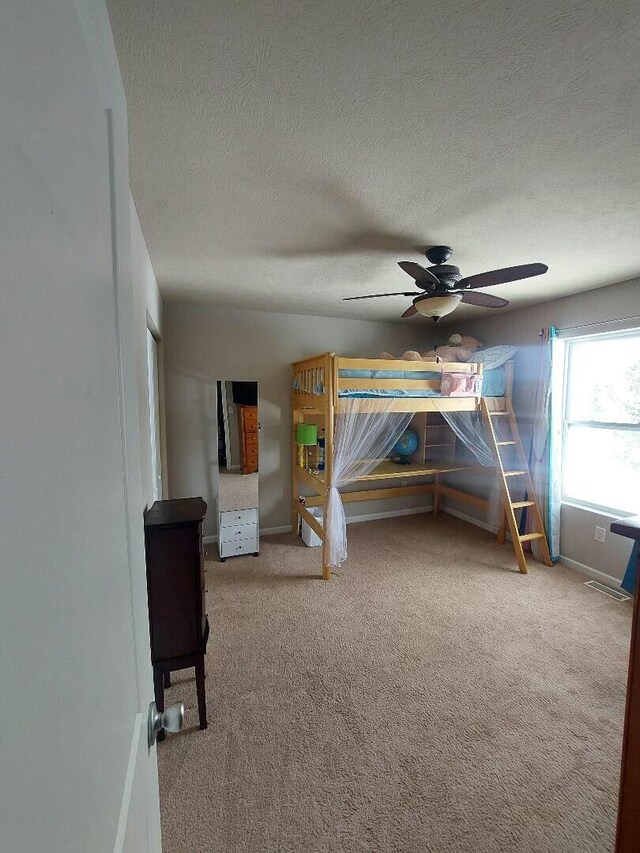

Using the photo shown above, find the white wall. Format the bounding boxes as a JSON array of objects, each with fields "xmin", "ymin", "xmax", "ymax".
[
  {"xmin": 130, "ymin": 194, "xmax": 163, "ymax": 510},
  {"xmin": 452, "ymin": 277, "xmax": 640, "ymax": 582},
  {"xmin": 163, "ymin": 304, "xmax": 433, "ymax": 537},
  {"xmin": 1, "ymin": 2, "xmax": 161, "ymax": 848}
]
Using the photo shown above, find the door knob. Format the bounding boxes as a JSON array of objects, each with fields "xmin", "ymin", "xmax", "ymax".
[{"xmin": 148, "ymin": 700, "xmax": 184, "ymax": 747}]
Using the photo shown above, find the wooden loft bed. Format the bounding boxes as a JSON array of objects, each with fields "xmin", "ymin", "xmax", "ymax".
[{"xmin": 291, "ymin": 352, "xmax": 552, "ymax": 580}]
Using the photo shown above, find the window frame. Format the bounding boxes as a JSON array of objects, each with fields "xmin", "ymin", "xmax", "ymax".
[{"xmin": 561, "ymin": 327, "xmax": 640, "ymax": 517}]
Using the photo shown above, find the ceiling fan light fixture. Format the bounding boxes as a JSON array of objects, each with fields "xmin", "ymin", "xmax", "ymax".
[{"xmin": 415, "ymin": 294, "xmax": 462, "ymax": 321}]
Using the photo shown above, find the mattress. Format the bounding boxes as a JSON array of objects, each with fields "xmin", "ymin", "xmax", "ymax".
[{"xmin": 337, "ymin": 366, "xmax": 506, "ymax": 398}]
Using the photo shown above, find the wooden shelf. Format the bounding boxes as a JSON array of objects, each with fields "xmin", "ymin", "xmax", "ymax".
[{"xmin": 298, "ymin": 458, "xmax": 473, "ymax": 487}]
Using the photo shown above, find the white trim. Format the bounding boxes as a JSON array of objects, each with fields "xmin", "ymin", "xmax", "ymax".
[
  {"xmin": 203, "ymin": 508, "xmax": 433, "ymax": 544},
  {"xmin": 113, "ymin": 712, "xmax": 143, "ymax": 853},
  {"xmin": 441, "ymin": 505, "xmax": 498, "ymax": 534},
  {"xmin": 562, "ymin": 498, "xmax": 637, "ymax": 520},
  {"xmin": 261, "ymin": 524, "xmax": 293, "ymax": 536},
  {"xmin": 561, "ymin": 331, "xmax": 640, "ymax": 517},
  {"xmin": 559, "ymin": 323, "xmax": 640, "ymax": 343},
  {"xmin": 558, "ymin": 555, "xmax": 623, "ymax": 589},
  {"xmin": 345, "ymin": 505, "xmax": 433, "ymax": 525}
]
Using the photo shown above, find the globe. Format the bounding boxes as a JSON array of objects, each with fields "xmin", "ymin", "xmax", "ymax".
[{"xmin": 392, "ymin": 429, "xmax": 419, "ymax": 463}]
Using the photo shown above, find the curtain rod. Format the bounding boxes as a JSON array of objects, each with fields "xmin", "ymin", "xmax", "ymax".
[{"xmin": 547, "ymin": 315, "xmax": 640, "ymax": 335}]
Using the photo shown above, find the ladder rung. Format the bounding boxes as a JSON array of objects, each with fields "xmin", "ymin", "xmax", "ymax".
[
  {"xmin": 519, "ymin": 532, "xmax": 545, "ymax": 542},
  {"xmin": 511, "ymin": 500, "xmax": 535, "ymax": 508},
  {"xmin": 504, "ymin": 470, "xmax": 527, "ymax": 477},
  {"xmin": 488, "ymin": 411, "xmax": 510, "ymax": 416},
  {"xmin": 496, "ymin": 440, "xmax": 517, "ymax": 446}
]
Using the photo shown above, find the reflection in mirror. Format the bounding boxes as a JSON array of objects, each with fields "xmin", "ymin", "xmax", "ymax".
[{"xmin": 216, "ymin": 381, "xmax": 259, "ymax": 562}]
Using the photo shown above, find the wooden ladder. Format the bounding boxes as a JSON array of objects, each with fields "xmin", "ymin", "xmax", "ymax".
[{"xmin": 481, "ymin": 399, "xmax": 553, "ymax": 574}]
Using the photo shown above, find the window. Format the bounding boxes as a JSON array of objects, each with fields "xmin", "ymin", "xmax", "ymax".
[{"xmin": 562, "ymin": 330, "xmax": 640, "ymax": 515}]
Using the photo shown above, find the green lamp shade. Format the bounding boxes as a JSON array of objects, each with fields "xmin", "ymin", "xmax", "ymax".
[{"xmin": 296, "ymin": 423, "xmax": 318, "ymax": 446}]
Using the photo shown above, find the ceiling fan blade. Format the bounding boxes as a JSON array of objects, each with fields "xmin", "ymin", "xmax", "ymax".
[
  {"xmin": 460, "ymin": 291, "xmax": 509, "ymax": 308},
  {"xmin": 397, "ymin": 261, "xmax": 440, "ymax": 285},
  {"xmin": 401, "ymin": 305, "xmax": 418, "ymax": 318},
  {"xmin": 458, "ymin": 263, "xmax": 548, "ymax": 289},
  {"xmin": 343, "ymin": 291, "xmax": 419, "ymax": 301}
]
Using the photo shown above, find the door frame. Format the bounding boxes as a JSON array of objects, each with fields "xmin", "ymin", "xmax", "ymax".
[{"xmin": 77, "ymin": 1, "xmax": 162, "ymax": 848}]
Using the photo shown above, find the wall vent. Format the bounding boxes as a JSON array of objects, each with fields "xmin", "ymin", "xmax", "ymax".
[{"xmin": 584, "ymin": 580, "xmax": 631, "ymax": 602}]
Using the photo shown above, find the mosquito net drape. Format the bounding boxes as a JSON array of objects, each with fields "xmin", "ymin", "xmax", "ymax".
[
  {"xmin": 326, "ymin": 400, "xmax": 498, "ymax": 568},
  {"xmin": 325, "ymin": 399, "xmax": 413, "ymax": 567},
  {"xmin": 440, "ymin": 409, "xmax": 501, "ymax": 531}
]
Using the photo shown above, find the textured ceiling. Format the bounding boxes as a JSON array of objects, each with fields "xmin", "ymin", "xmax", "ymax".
[{"xmin": 107, "ymin": 0, "xmax": 640, "ymax": 323}]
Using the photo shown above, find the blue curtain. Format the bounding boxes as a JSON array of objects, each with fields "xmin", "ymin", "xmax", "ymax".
[
  {"xmin": 520, "ymin": 326, "xmax": 561, "ymax": 561},
  {"xmin": 622, "ymin": 541, "xmax": 639, "ymax": 595}
]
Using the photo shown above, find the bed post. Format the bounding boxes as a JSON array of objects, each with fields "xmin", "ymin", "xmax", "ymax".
[
  {"xmin": 321, "ymin": 353, "xmax": 336, "ymax": 581},
  {"xmin": 291, "ymin": 373, "xmax": 302, "ymax": 533},
  {"xmin": 504, "ymin": 360, "xmax": 514, "ymax": 403}
]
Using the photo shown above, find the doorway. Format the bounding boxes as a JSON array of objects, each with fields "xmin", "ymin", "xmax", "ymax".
[{"xmin": 146, "ymin": 327, "xmax": 163, "ymax": 502}]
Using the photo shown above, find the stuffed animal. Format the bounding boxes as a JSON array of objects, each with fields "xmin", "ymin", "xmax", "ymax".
[
  {"xmin": 450, "ymin": 333, "xmax": 483, "ymax": 351},
  {"xmin": 378, "ymin": 337, "xmax": 482, "ymax": 362},
  {"xmin": 378, "ymin": 350, "xmax": 439, "ymax": 361},
  {"xmin": 432, "ymin": 345, "xmax": 471, "ymax": 362},
  {"xmin": 429, "ymin": 333, "xmax": 484, "ymax": 363}
]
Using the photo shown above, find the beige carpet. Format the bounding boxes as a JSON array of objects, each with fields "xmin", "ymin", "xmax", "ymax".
[
  {"xmin": 218, "ymin": 470, "xmax": 259, "ymax": 511},
  {"xmin": 158, "ymin": 514, "xmax": 631, "ymax": 853}
]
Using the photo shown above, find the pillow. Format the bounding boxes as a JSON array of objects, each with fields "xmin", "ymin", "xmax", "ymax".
[{"xmin": 473, "ymin": 345, "xmax": 518, "ymax": 371}]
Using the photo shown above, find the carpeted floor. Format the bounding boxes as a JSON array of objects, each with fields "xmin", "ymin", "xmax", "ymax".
[
  {"xmin": 218, "ymin": 470, "xmax": 259, "ymax": 511},
  {"xmin": 158, "ymin": 513, "xmax": 631, "ymax": 853}
]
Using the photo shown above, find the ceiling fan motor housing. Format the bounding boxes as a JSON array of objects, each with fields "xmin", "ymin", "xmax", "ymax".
[{"xmin": 426, "ymin": 264, "xmax": 462, "ymax": 290}]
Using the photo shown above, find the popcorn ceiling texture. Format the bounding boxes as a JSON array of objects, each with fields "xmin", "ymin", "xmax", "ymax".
[{"xmin": 107, "ymin": 0, "xmax": 640, "ymax": 321}]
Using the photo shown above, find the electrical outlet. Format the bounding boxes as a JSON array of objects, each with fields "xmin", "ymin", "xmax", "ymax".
[{"xmin": 594, "ymin": 526, "xmax": 606, "ymax": 543}]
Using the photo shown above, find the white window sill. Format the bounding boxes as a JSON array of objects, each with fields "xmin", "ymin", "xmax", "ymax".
[{"xmin": 561, "ymin": 499, "xmax": 636, "ymax": 520}]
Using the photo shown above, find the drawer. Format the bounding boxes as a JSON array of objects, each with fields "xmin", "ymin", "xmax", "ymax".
[
  {"xmin": 219, "ymin": 522, "xmax": 258, "ymax": 544},
  {"xmin": 245, "ymin": 432, "xmax": 258, "ymax": 444},
  {"xmin": 219, "ymin": 536, "xmax": 258, "ymax": 558},
  {"xmin": 220, "ymin": 507, "xmax": 258, "ymax": 527}
]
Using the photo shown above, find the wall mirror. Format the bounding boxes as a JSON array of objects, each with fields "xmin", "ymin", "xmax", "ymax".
[{"xmin": 216, "ymin": 381, "xmax": 259, "ymax": 561}]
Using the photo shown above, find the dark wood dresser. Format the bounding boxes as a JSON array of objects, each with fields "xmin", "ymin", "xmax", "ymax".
[
  {"xmin": 144, "ymin": 498, "xmax": 209, "ymax": 736},
  {"xmin": 610, "ymin": 516, "xmax": 640, "ymax": 853}
]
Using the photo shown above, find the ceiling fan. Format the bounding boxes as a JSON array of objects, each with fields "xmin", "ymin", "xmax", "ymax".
[{"xmin": 343, "ymin": 246, "xmax": 548, "ymax": 322}]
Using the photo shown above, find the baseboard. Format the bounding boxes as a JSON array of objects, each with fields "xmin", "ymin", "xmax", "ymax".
[
  {"xmin": 442, "ymin": 509, "xmax": 624, "ymax": 589},
  {"xmin": 558, "ymin": 555, "xmax": 623, "ymax": 589},
  {"xmin": 345, "ymin": 504, "xmax": 433, "ymax": 525},
  {"xmin": 441, "ymin": 505, "xmax": 499, "ymax": 535},
  {"xmin": 261, "ymin": 524, "xmax": 293, "ymax": 536},
  {"xmin": 206, "ymin": 507, "xmax": 622, "ymax": 591},
  {"xmin": 203, "ymin": 507, "xmax": 433, "ymax": 544}
]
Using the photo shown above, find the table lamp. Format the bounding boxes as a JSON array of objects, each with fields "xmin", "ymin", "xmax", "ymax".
[{"xmin": 296, "ymin": 423, "xmax": 318, "ymax": 471}]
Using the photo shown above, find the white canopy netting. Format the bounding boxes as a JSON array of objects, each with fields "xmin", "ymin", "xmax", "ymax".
[{"xmin": 325, "ymin": 398, "xmax": 498, "ymax": 568}]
